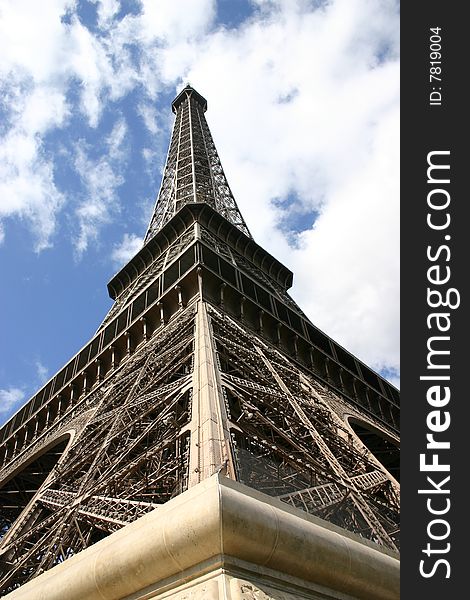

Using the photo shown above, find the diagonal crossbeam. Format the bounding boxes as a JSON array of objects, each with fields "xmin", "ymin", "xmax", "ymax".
[
  {"xmin": 278, "ymin": 469, "xmax": 389, "ymax": 511},
  {"xmin": 39, "ymin": 489, "xmax": 157, "ymax": 528}
]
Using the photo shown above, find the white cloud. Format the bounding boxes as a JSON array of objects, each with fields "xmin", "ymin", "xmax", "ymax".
[
  {"xmin": 70, "ymin": 116, "xmax": 128, "ymax": 256},
  {"xmin": 0, "ymin": 0, "xmax": 75, "ymax": 83},
  {"xmin": 137, "ymin": 0, "xmax": 216, "ymax": 44},
  {"xmin": 20, "ymin": 85, "xmax": 69, "ymax": 135},
  {"xmin": 0, "ymin": 125, "xmax": 65, "ymax": 251},
  {"xmin": 106, "ymin": 117, "xmax": 128, "ymax": 161},
  {"xmin": 66, "ymin": 16, "xmax": 115, "ymax": 127},
  {"xmin": 291, "ymin": 102, "xmax": 399, "ymax": 373},
  {"xmin": 111, "ymin": 232, "xmax": 143, "ymax": 268},
  {"xmin": 138, "ymin": 102, "xmax": 159, "ymax": 135},
  {"xmin": 0, "ymin": 0, "xmax": 136, "ymax": 248},
  {"xmin": 91, "ymin": 0, "xmax": 121, "ymax": 29},
  {"xmin": 0, "ymin": 387, "xmax": 25, "ymax": 415},
  {"xmin": 0, "ymin": 1, "xmax": 72, "ymax": 248},
  {"xmin": 73, "ymin": 141, "xmax": 125, "ymax": 256},
  {"xmin": 35, "ymin": 360, "xmax": 49, "ymax": 385}
]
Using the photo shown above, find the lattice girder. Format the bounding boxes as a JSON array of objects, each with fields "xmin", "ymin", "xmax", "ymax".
[
  {"xmin": 207, "ymin": 304, "xmax": 399, "ymax": 550},
  {"xmin": 0, "ymin": 306, "xmax": 196, "ymax": 593},
  {"xmin": 144, "ymin": 85, "xmax": 251, "ymax": 242}
]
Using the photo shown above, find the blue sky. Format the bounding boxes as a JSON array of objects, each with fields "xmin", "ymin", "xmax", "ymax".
[{"xmin": 0, "ymin": 0, "xmax": 400, "ymax": 426}]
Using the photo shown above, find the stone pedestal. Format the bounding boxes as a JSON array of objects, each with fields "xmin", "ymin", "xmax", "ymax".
[{"xmin": 6, "ymin": 475, "xmax": 399, "ymax": 600}]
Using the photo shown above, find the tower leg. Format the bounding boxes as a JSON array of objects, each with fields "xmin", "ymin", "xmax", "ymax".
[{"xmin": 188, "ymin": 302, "xmax": 235, "ymax": 486}]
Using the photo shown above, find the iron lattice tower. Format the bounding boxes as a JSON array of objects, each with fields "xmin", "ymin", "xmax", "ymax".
[{"xmin": 0, "ymin": 86, "xmax": 400, "ymax": 595}]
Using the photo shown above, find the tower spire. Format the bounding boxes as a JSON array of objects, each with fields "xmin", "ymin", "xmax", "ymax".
[{"xmin": 144, "ymin": 85, "xmax": 251, "ymax": 243}]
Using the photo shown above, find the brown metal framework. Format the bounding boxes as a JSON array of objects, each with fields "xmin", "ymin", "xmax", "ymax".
[
  {"xmin": 0, "ymin": 86, "xmax": 399, "ymax": 595},
  {"xmin": 144, "ymin": 85, "xmax": 251, "ymax": 242}
]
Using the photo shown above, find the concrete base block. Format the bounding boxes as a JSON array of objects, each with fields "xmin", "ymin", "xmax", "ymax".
[{"xmin": 6, "ymin": 475, "xmax": 399, "ymax": 600}]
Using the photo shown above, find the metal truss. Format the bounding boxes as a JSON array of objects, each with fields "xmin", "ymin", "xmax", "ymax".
[
  {"xmin": 199, "ymin": 227, "xmax": 304, "ymax": 315},
  {"xmin": 0, "ymin": 306, "xmax": 195, "ymax": 594},
  {"xmin": 0, "ymin": 297, "xmax": 399, "ymax": 593},
  {"xmin": 98, "ymin": 226, "xmax": 197, "ymax": 331},
  {"xmin": 208, "ymin": 305, "xmax": 399, "ymax": 551},
  {"xmin": 144, "ymin": 85, "xmax": 251, "ymax": 242}
]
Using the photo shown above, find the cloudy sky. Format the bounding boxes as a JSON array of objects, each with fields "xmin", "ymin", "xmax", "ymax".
[{"xmin": 0, "ymin": 0, "xmax": 399, "ymax": 426}]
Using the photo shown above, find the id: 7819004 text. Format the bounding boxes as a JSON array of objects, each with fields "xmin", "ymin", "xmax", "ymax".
[{"xmin": 429, "ymin": 27, "xmax": 442, "ymax": 107}]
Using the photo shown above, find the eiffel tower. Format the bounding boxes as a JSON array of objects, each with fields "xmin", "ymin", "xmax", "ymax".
[{"xmin": 0, "ymin": 85, "xmax": 399, "ymax": 598}]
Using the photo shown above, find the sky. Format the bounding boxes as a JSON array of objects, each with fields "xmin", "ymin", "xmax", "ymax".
[{"xmin": 0, "ymin": 0, "xmax": 400, "ymax": 426}]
